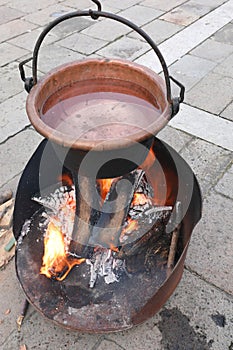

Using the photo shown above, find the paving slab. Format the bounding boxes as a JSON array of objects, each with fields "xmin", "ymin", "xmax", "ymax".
[
  {"xmin": 190, "ymin": 0, "xmax": 227, "ymax": 6},
  {"xmin": 50, "ymin": 16, "xmax": 94, "ymax": 39},
  {"xmin": 0, "ymin": 19, "xmax": 37, "ymax": 44},
  {"xmin": 97, "ymin": 36, "xmax": 149, "ymax": 61},
  {"xmin": 185, "ymin": 71, "xmax": 233, "ymax": 115},
  {"xmin": 96, "ymin": 339, "xmax": 125, "ymax": 350},
  {"xmin": 186, "ymin": 190, "xmax": 233, "ymax": 295},
  {"xmin": 57, "ymin": 32, "xmax": 107, "ymax": 55},
  {"xmin": 157, "ymin": 125, "xmax": 193, "ymax": 152},
  {"xmin": 140, "ymin": 0, "xmax": 187, "ymax": 12},
  {"xmin": 81, "ymin": 18, "xmax": 131, "ymax": 41},
  {"xmin": 221, "ymin": 100, "xmax": 233, "ymax": 121},
  {"xmin": 0, "ymin": 62, "xmax": 24, "ymax": 103},
  {"xmin": 160, "ymin": 1, "xmax": 212, "ymax": 26},
  {"xmin": 190, "ymin": 37, "xmax": 233, "ymax": 63},
  {"xmin": 8, "ymin": 27, "xmax": 58, "ymax": 51},
  {"xmin": 213, "ymin": 52, "xmax": 233, "ymax": 77},
  {"xmin": 30, "ymin": 43, "xmax": 85, "ymax": 74},
  {"xmin": 0, "ymin": 42, "xmax": 30, "ymax": 68},
  {"xmin": 128, "ymin": 19, "xmax": 183, "ymax": 45},
  {"xmin": 22, "ymin": 4, "xmax": 76, "ymax": 26},
  {"xmin": 0, "ymin": 173, "xmax": 21, "ymax": 194},
  {"xmin": 169, "ymin": 103, "xmax": 233, "ymax": 152},
  {"xmin": 6, "ymin": 0, "xmax": 58, "ymax": 14},
  {"xmin": 179, "ymin": 137, "xmax": 232, "ymax": 197},
  {"xmin": 212, "ymin": 22, "xmax": 233, "ymax": 45},
  {"xmin": 215, "ymin": 163, "xmax": 233, "ymax": 199},
  {"xmin": 118, "ymin": 5, "xmax": 163, "ymax": 27},
  {"xmin": 168, "ymin": 54, "xmax": 217, "ymax": 92},
  {"xmin": 61, "ymin": 0, "xmax": 92, "ymax": 10},
  {"xmin": 136, "ymin": 0, "xmax": 233, "ymax": 71},
  {"xmin": 101, "ymin": 0, "xmax": 141, "ymax": 10},
  {"xmin": 0, "ymin": 129, "xmax": 43, "ymax": 188},
  {"xmin": 0, "ymin": 92, "xmax": 29, "ymax": 143},
  {"xmin": 0, "ymin": 6, "xmax": 25, "ymax": 25}
]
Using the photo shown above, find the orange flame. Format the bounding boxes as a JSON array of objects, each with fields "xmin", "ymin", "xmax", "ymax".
[
  {"xmin": 40, "ymin": 222, "xmax": 85, "ymax": 281},
  {"xmin": 97, "ymin": 178, "xmax": 114, "ymax": 201},
  {"xmin": 109, "ymin": 243, "xmax": 119, "ymax": 253},
  {"xmin": 132, "ymin": 192, "xmax": 150, "ymax": 206},
  {"xmin": 140, "ymin": 147, "xmax": 156, "ymax": 171},
  {"xmin": 122, "ymin": 218, "xmax": 138, "ymax": 235},
  {"xmin": 58, "ymin": 174, "xmax": 73, "ymax": 187}
]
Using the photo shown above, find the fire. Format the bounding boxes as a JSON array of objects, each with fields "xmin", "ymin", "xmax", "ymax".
[
  {"xmin": 140, "ymin": 146, "xmax": 156, "ymax": 171},
  {"xmin": 58, "ymin": 173, "xmax": 73, "ymax": 187},
  {"xmin": 132, "ymin": 192, "xmax": 151, "ymax": 206},
  {"xmin": 109, "ymin": 243, "xmax": 119, "ymax": 253},
  {"xmin": 97, "ymin": 178, "xmax": 114, "ymax": 201},
  {"xmin": 122, "ymin": 218, "xmax": 138, "ymax": 235},
  {"xmin": 40, "ymin": 222, "xmax": 85, "ymax": 281}
]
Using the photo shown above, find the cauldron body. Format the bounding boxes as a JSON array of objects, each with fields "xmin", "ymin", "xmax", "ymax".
[{"xmin": 26, "ymin": 59, "xmax": 172, "ymax": 178}]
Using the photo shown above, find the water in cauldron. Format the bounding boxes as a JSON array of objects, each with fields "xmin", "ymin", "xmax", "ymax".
[{"xmin": 41, "ymin": 87, "xmax": 162, "ymax": 141}]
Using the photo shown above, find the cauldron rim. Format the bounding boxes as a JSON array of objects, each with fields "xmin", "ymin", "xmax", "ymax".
[{"xmin": 26, "ymin": 58, "xmax": 172, "ymax": 152}]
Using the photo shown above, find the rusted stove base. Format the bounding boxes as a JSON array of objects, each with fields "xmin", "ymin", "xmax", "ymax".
[
  {"xmin": 16, "ymin": 208, "xmax": 170, "ymax": 332},
  {"xmin": 13, "ymin": 137, "xmax": 202, "ymax": 333}
]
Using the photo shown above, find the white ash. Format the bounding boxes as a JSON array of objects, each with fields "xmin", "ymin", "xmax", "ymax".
[
  {"xmin": 32, "ymin": 186, "xmax": 76, "ymax": 246},
  {"xmin": 86, "ymin": 248, "xmax": 126, "ymax": 288},
  {"xmin": 32, "ymin": 185, "xmax": 74, "ymax": 213},
  {"xmin": 17, "ymin": 219, "xmax": 32, "ymax": 247}
]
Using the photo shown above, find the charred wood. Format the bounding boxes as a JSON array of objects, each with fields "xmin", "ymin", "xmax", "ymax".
[
  {"xmin": 71, "ymin": 174, "xmax": 97, "ymax": 257},
  {"xmin": 89, "ymin": 170, "xmax": 144, "ymax": 248},
  {"xmin": 118, "ymin": 209, "xmax": 171, "ymax": 259}
]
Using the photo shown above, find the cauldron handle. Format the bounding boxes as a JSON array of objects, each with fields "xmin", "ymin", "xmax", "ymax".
[{"xmin": 19, "ymin": 1, "xmax": 185, "ymax": 117}]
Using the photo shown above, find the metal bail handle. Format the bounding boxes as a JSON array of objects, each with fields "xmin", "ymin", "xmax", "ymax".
[{"xmin": 19, "ymin": 0, "xmax": 185, "ymax": 117}]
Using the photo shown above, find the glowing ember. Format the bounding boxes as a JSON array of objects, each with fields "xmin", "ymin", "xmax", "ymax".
[
  {"xmin": 132, "ymin": 192, "xmax": 151, "ymax": 206},
  {"xmin": 109, "ymin": 244, "xmax": 119, "ymax": 253},
  {"xmin": 40, "ymin": 221, "xmax": 85, "ymax": 281},
  {"xmin": 58, "ymin": 173, "xmax": 73, "ymax": 187},
  {"xmin": 122, "ymin": 218, "xmax": 138, "ymax": 235}
]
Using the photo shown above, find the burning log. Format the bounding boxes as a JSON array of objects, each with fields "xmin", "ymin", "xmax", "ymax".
[
  {"xmin": 71, "ymin": 174, "xmax": 96, "ymax": 256},
  {"xmin": 89, "ymin": 170, "xmax": 144, "ymax": 248},
  {"xmin": 118, "ymin": 208, "xmax": 172, "ymax": 259}
]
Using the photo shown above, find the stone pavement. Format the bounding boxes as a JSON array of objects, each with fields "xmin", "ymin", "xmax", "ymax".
[{"xmin": 0, "ymin": 0, "xmax": 233, "ymax": 349}]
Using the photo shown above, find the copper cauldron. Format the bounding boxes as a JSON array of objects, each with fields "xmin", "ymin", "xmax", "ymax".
[{"xmin": 19, "ymin": 1, "xmax": 185, "ymax": 178}]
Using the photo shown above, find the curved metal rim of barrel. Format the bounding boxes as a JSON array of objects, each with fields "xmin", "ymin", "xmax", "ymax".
[{"xmin": 13, "ymin": 138, "xmax": 202, "ymax": 333}]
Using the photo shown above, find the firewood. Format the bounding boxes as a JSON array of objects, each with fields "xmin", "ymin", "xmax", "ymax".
[
  {"xmin": 118, "ymin": 209, "xmax": 171, "ymax": 259},
  {"xmin": 89, "ymin": 170, "xmax": 144, "ymax": 248},
  {"xmin": 71, "ymin": 174, "xmax": 97, "ymax": 256}
]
